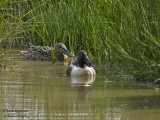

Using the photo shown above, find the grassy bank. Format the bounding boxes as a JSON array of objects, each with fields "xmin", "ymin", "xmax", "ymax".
[{"xmin": 0, "ymin": 0, "xmax": 160, "ymax": 82}]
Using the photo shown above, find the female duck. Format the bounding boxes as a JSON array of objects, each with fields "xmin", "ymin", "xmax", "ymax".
[
  {"xmin": 21, "ymin": 43, "xmax": 73, "ymax": 61},
  {"xmin": 66, "ymin": 50, "xmax": 96, "ymax": 76}
]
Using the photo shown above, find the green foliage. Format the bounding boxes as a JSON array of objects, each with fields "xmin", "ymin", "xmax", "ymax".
[{"xmin": 24, "ymin": 0, "xmax": 160, "ymax": 64}]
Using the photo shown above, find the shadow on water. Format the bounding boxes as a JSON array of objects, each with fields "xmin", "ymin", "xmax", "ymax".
[{"xmin": 0, "ymin": 49, "xmax": 160, "ymax": 120}]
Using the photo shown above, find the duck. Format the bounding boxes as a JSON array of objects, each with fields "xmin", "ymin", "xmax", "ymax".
[
  {"xmin": 21, "ymin": 43, "xmax": 74, "ymax": 61},
  {"xmin": 66, "ymin": 50, "xmax": 96, "ymax": 76}
]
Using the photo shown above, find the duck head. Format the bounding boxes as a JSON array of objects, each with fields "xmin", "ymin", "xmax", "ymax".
[
  {"xmin": 54, "ymin": 43, "xmax": 74, "ymax": 61},
  {"xmin": 77, "ymin": 50, "xmax": 92, "ymax": 68}
]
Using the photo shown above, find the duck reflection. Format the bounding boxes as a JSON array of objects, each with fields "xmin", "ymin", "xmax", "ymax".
[
  {"xmin": 70, "ymin": 76, "xmax": 96, "ymax": 100},
  {"xmin": 71, "ymin": 76, "xmax": 96, "ymax": 87}
]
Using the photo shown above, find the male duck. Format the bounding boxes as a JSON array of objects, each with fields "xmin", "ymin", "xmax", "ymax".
[
  {"xmin": 21, "ymin": 43, "xmax": 73, "ymax": 61},
  {"xmin": 66, "ymin": 50, "xmax": 96, "ymax": 76}
]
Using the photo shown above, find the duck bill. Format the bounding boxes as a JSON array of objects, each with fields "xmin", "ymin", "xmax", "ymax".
[
  {"xmin": 62, "ymin": 48, "xmax": 74, "ymax": 57},
  {"xmin": 84, "ymin": 58, "xmax": 92, "ymax": 67}
]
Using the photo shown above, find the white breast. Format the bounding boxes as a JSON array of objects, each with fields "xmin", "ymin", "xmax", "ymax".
[{"xmin": 70, "ymin": 65, "xmax": 96, "ymax": 76}]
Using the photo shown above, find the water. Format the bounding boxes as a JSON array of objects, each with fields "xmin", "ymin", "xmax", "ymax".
[{"xmin": 0, "ymin": 50, "xmax": 160, "ymax": 120}]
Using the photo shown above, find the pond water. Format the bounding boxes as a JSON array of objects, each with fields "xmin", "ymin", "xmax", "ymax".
[{"xmin": 0, "ymin": 50, "xmax": 160, "ymax": 120}]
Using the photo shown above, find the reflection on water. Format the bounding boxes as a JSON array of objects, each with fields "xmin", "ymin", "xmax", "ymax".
[
  {"xmin": 0, "ymin": 49, "xmax": 160, "ymax": 120},
  {"xmin": 70, "ymin": 76, "xmax": 95, "ymax": 100},
  {"xmin": 70, "ymin": 76, "xmax": 96, "ymax": 87}
]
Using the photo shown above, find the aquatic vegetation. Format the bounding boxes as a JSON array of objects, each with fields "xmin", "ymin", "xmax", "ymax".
[{"xmin": 24, "ymin": 0, "xmax": 160, "ymax": 64}]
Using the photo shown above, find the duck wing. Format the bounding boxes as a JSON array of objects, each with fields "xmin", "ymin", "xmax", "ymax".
[{"xmin": 21, "ymin": 43, "xmax": 52, "ymax": 61}]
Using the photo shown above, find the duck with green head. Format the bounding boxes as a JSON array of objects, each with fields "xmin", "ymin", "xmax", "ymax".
[{"xmin": 66, "ymin": 50, "xmax": 96, "ymax": 76}]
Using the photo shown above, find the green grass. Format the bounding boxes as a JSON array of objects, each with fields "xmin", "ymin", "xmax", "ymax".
[
  {"xmin": 27, "ymin": 0, "xmax": 160, "ymax": 63},
  {"xmin": 0, "ymin": 0, "xmax": 160, "ymax": 82}
]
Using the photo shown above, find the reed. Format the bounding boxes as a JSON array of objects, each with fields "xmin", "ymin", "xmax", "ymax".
[
  {"xmin": 26, "ymin": 0, "xmax": 160, "ymax": 63},
  {"xmin": 0, "ymin": 0, "xmax": 160, "ymax": 82}
]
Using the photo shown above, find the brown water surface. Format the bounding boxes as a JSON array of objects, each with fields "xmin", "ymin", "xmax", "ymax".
[{"xmin": 0, "ymin": 50, "xmax": 159, "ymax": 120}]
